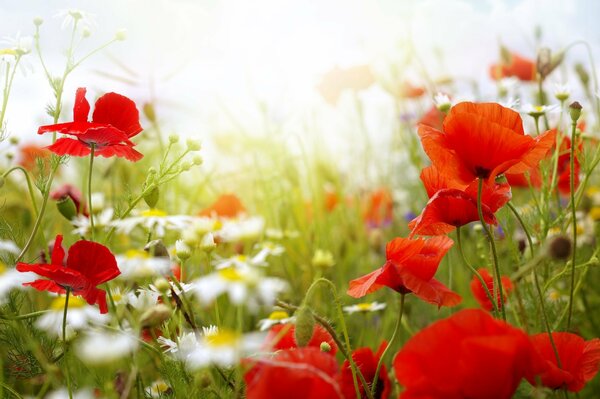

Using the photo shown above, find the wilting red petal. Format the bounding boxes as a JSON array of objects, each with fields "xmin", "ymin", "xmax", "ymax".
[
  {"xmin": 529, "ymin": 333, "xmax": 600, "ymax": 392},
  {"xmin": 50, "ymin": 235, "xmax": 65, "ymax": 266},
  {"xmin": 92, "ymin": 92, "xmax": 143, "ymax": 138},
  {"xmin": 339, "ymin": 342, "xmax": 391, "ymax": 399},
  {"xmin": 45, "ymin": 138, "xmax": 91, "ymax": 157},
  {"xmin": 67, "ymin": 240, "xmax": 120, "ymax": 286},
  {"xmin": 265, "ymin": 324, "xmax": 337, "ymax": 355},
  {"xmin": 394, "ymin": 309, "xmax": 540, "ymax": 399},
  {"xmin": 245, "ymin": 347, "xmax": 343, "ymax": 399},
  {"xmin": 73, "ymin": 87, "xmax": 90, "ymax": 123}
]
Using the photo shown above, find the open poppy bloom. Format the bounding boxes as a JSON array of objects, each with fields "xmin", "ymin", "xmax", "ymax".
[
  {"xmin": 338, "ymin": 342, "xmax": 391, "ymax": 399},
  {"xmin": 264, "ymin": 323, "xmax": 338, "ymax": 355},
  {"xmin": 347, "ymin": 235, "xmax": 461, "ymax": 308},
  {"xmin": 528, "ymin": 332, "xmax": 600, "ymax": 392},
  {"xmin": 38, "ymin": 88, "xmax": 143, "ymax": 161},
  {"xmin": 489, "ymin": 51, "xmax": 536, "ymax": 81},
  {"xmin": 470, "ymin": 268, "xmax": 513, "ymax": 312},
  {"xmin": 199, "ymin": 194, "xmax": 246, "ymax": 218},
  {"xmin": 409, "ymin": 166, "xmax": 512, "ymax": 236},
  {"xmin": 244, "ymin": 347, "xmax": 343, "ymax": 398},
  {"xmin": 394, "ymin": 309, "xmax": 541, "ymax": 399},
  {"xmin": 418, "ymin": 102, "xmax": 556, "ymax": 186},
  {"xmin": 16, "ymin": 235, "xmax": 120, "ymax": 313}
]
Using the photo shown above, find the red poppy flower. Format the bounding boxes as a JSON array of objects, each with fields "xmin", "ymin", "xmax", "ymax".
[
  {"xmin": 394, "ymin": 309, "xmax": 541, "ymax": 399},
  {"xmin": 556, "ymin": 136, "xmax": 582, "ymax": 196},
  {"xmin": 264, "ymin": 323, "xmax": 338, "ymax": 355},
  {"xmin": 418, "ymin": 102, "xmax": 556, "ymax": 186},
  {"xmin": 397, "ymin": 81, "xmax": 426, "ymax": 99},
  {"xmin": 51, "ymin": 184, "xmax": 88, "ymax": 216},
  {"xmin": 38, "ymin": 88, "xmax": 143, "ymax": 162},
  {"xmin": 199, "ymin": 194, "xmax": 246, "ymax": 218},
  {"xmin": 490, "ymin": 51, "xmax": 536, "ymax": 81},
  {"xmin": 338, "ymin": 342, "xmax": 391, "ymax": 399},
  {"xmin": 245, "ymin": 347, "xmax": 343, "ymax": 399},
  {"xmin": 16, "ymin": 235, "xmax": 120, "ymax": 313},
  {"xmin": 528, "ymin": 332, "xmax": 600, "ymax": 392},
  {"xmin": 418, "ymin": 106, "xmax": 445, "ymax": 131},
  {"xmin": 409, "ymin": 166, "xmax": 512, "ymax": 236},
  {"xmin": 347, "ymin": 235, "xmax": 461, "ymax": 308},
  {"xmin": 506, "ymin": 168, "xmax": 543, "ymax": 189},
  {"xmin": 470, "ymin": 268, "xmax": 513, "ymax": 312},
  {"xmin": 18, "ymin": 143, "xmax": 51, "ymax": 171},
  {"xmin": 363, "ymin": 188, "xmax": 393, "ymax": 228}
]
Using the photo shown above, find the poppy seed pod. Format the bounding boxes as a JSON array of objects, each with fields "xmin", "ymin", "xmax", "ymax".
[
  {"xmin": 294, "ymin": 305, "xmax": 315, "ymax": 347},
  {"xmin": 55, "ymin": 195, "xmax": 78, "ymax": 221},
  {"xmin": 546, "ymin": 235, "xmax": 572, "ymax": 261},
  {"xmin": 569, "ymin": 101, "xmax": 583, "ymax": 123}
]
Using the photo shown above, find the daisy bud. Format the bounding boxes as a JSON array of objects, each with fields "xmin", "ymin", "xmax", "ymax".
[
  {"xmin": 180, "ymin": 161, "xmax": 192, "ymax": 172},
  {"xmin": 546, "ymin": 235, "xmax": 572, "ymax": 261},
  {"xmin": 175, "ymin": 239, "xmax": 191, "ymax": 260},
  {"xmin": 144, "ymin": 187, "xmax": 160, "ymax": 208},
  {"xmin": 143, "ymin": 103, "xmax": 156, "ymax": 123},
  {"xmin": 569, "ymin": 101, "xmax": 582, "ymax": 123},
  {"xmin": 115, "ymin": 29, "xmax": 127, "ymax": 41},
  {"xmin": 186, "ymin": 139, "xmax": 201, "ymax": 151},
  {"xmin": 311, "ymin": 249, "xmax": 335, "ymax": 269},
  {"xmin": 140, "ymin": 304, "xmax": 172, "ymax": 328},
  {"xmin": 153, "ymin": 277, "xmax": 171, "ymax": 294},
  {"xmin": 168, "ymin": 134, "xmax": 179, "ymax": 144},
  {"xmin": 320, "ymin": 342, "xmax": 332, "ymax": 352},
  {"xmin": 9, "ymin": 136, "xmax": 18, "ymax": 145},
  {"xmin": 33, "ymin": 16, "xmax": 44, "ymax": 26},
  {"xmin": 55, "ymin": 196, "xmax": 78, "ymax": 221},
  {"xmin": 200, "ymin": 232, "xmax": 216, "ymax": 253},
  {"xmin": 192, "ymin": 155, "xmax": 203, "ymax": 166},
  {"xmin": 82, "ymin": 27, "xmax": 91, "ymax": 38},
  {"xmin": 294, "ymin": 305, "xmax": 315, "ymax": 347}
]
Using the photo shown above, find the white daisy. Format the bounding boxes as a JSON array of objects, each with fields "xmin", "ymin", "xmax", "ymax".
[
  {"xmin": 126, "ymin": 289, "xmax": 160, "ymax": 311},
  {"xmin": 72, "ymin": 208, "xmax": 113, "ymax": 236},
  {"xmin": 252, "ymin": 241, "xmax": 285, "ymax": 264},
  {"xmin": 35, "ymin": 296, "xmax": 109, "ymax": 339},
  {"xmin": 343, "ymin": 301, "xmax": 387, "ymax": 314},
  {"xmin": 521, "ymin": 103, "xmax": 560, "ymax": 117},
  {"xmin": 110, "ymin": 209, "xmax": 195, "ymax": 238},
  {"xmin": 54, "ymin": 9, "xmax": 96, "ymax": 31},
  {"xmin": 0, "ymin": 239, "xmax": 19, "ymax": 254},
  {"xmin": 145, "ymin": 380, "xmax": 172, "ymax": 398},
  {"xmin": 116, "ymin": 250, "xmax": 172, "ymax": 280},
  {"xmin": 46, "ymin": 388, "xmax": 95, "ymax": 399},
  {"xmin": 257, "ymin": 310, "xmax": 295, "ymax": 331},
  {"xmin": 0, "ymin": 262, "xmax": 37, "ymax": 304},
  {"xmin": 217, "ymin": 216, "xmax": 265, "ymax": 242},
  {"xmin": 212, "ymin": 253, "xmax": 267, "ymax": 270},
  {"xmin": 75, "ymin": 329, "xmax": 138, "ymax": 365}
]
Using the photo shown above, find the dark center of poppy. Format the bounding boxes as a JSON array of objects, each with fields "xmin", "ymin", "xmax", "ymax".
[{"xmin": 474, "ymin": 166, "xmax": 490, "ymax": 178}]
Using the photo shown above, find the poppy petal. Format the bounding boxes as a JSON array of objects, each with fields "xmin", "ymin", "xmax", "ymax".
[
  {"xmin": 23, "ymin": 279, "xmax": 66, "ymax": 294},
  {"xmin": 73, "ymin": 87, "xmax": 90, "ymax": 123},
  {"xmin": 66, "ymin": 240, "xmax": 120, "ymax": 285},
  {"xmin": 50, "ymin": 235, "xmax": 65, "ymax": 266},
  {"xmin": 92, "ymin": 92, "xmax": 143, "ymax": 138},
  {"xmin": 95, "ymin": 144, "xmax": 143, "ymax": 162},
  {"xmin": 46, "ymin": 138, "xmax": 91, "ymax": 157}
]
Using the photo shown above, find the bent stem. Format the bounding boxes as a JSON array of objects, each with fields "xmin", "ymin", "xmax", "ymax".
[
  {"xmin": 506, "ymin": 202, "xmax": 534, "ymax": 258},
  {"xmin": 62, "ymin": 288, "xmax": 73, "ymax": 399},
  {"xmin": 371, "ymin": 294, "xmax": 405, "ymax": 399},
  {"xmin": 456, "ymin": 227, "xmax": 498, "ymax": 315},
  {"xmin": 88, "ymin": 144, "xmax": 96, "ymax": 241},
  {"xmin": 476, "ymin": 178, "xmax": 505, "ymax": 320},
  {"xmin": 566, "ymin": 120, "xmax": 578, "ymax": 330}
]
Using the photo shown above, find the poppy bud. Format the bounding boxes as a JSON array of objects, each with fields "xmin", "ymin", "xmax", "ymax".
[
  {"xmin": 320, "ymin": 341, "xmax": 332, "ymax": 352},
  {"xmin": 569, "ymin": 101, "xmax": 582, "ymax": 123},
  {"xmin": 143, "ymin": 103, "xmax": 156, "ymax": 123},
  {"xmin": 294, "ymin": 305, "xmax": 315, "ymax": 347},
  {"xmin": 546, "ymin": 235, "xmax": 572, "ymax": 261},
  {"xmin": 140, "ymin": 304, "xmax": 172, "ymax": 328},
  {"xmin": 144, "ymin": 187, "xmax": 160, "ymax": 208},
  {"xmin": 56, "ymin": 195, "xmax": 78, "ymax": 221}
]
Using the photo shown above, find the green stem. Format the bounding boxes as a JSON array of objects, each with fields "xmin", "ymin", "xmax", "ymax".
[
  {"xmin": 476, "ymin": 178, "xmax": 505, "ymax": 320},
  {"xmin": 88, "ymin": 144, "xmax": 95, "ymax": 241},
  {"xmin": 0, "ymin": 55, "xmax": 22, "ymax": 130},
  {"xmin": 62, "ymin": 288, "xmax": 73, "ymax": 399},
  {"xmin": 2, "ymin": 166, "xmax": 39, "ymax": 215},
  {"xmin": 507, "ymin": 202, "xmax": 534, "ymax": 258},
  {"xmin": 566, "ymin": 120, "xmax": 578, "ymax": 330},
  {"xmin": 532, "ymin": 265, "xmax": 563, "ymax": 369},
  {"xmin": 456, "ymin": 227, "xmax": 498, "ymax": 314},
  {"xmin": 371, "ymin": 294, "xmax": 405, "ymax": 398}
]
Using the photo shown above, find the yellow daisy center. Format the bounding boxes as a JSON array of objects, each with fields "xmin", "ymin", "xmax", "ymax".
[
  {"xmin": 268, "ymin": 311, "xmax": 289, "ymax": 320},
  {"xmin": 356, "ymin": 303, "xmax": 374, "ymax": 311},
  {"xmin": 141, "ymin": 209, "xmax": 167, "ymax": 217},
  {"xmin": 206, "ymin": 330, "xmax": 240, "ymax": 347},
  {"xmin": 219, "ymin": 268, "xmax": 244, "ymax": 281},
  {"xmin": 50, "ymin": 295, "xmax": 87, "ymax": 310},
  {"xmin": 125, "ymin": 249, "xmax": 149, "ymax": 259}
]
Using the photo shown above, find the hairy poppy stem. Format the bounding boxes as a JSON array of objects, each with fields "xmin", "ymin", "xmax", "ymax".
[
  {"xmin": 506, "ymin": 202, "xmax": 534, "ymax": 258},
  {"xmin": 88, "ymin": 144, "xmax": 96, "ymax": 241},
  {"xmin": 62, "ymin": 288, "xmax": 73, "ymax": 399},
  {"xmin": 476, "ymin": 178, "xmax": 506, "ymax": 320},
  {"xmin": 456, "ymin": 227, "xmax": 498, "ymax": 314},
  {"xmin": 566, "ymin": 120, "xmax": 578, "ymax": 330},
  {"xmin": 371, "ymin": 294, "xmax": 405, "ymax": 399}
]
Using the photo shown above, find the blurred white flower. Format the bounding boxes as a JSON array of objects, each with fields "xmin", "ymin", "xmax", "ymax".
[
  {"xmin": 72, "ymin": 208, "xmax": 113, "ymax": 236},
  {"xmin": 35, "ymin": 296, "xmax": 109, "ymax": 339},
  {"xmin": 76, "ymin": 329, "xmax": 138, "ymax": 365},
  {"xmin": 110, "ymin": 209, "xmax": 196, "ymax": 237},
  {"xmin": 217, "ymin": 216, "xmax": 264, "ymax": 242},
  {"xmin": 126, "ymin": 289, "xmax": 160, "ymax": 311},
  {"xmin": 521, "ymin": 103, "xmax": 560, "ymax": 117},
  {"xmin": 1, "ymin": 33, "xmax": 32, "ymax": 55},
  {"xmin": 343, "ymin": 301, "xmax": 387, "ymax": 314},
  {"xmin": 0, "ymin": 263, "xmax": 36, "ymax": 303},
  {"xmin": 190, "ymin": 267, "xmax": 288, "ymax": 312},
  {"xmin": 257, "ymin": 310, "xmax": 294, "ymax": 331},
  {"xmin": 55, "ymin": 9, "xmax": 96, "ymax": 31},
  {"xmin": 116, "ymin": 250, "xmax": 172, "ymax": 280},
  {"xmin": 46, "ymin": 388, "xmax": 95, "ymax": 399},
  {"xmin": 0, "ymin": 240, "xmax": 19, "ymax": 254}
]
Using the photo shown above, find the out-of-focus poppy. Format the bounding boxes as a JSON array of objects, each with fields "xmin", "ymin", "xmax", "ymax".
[
  {"xmin": 199, "ymin": 194, "xmax": 246, "ymax": 218},
  {"xmin": 490, "ymin": 51, "xmax": 536, "ymax": 81},
  {"xmin": 470, "ymin": 268, "xmax": 513, "ymax": 311},
  {"xmin": 338, "ymin": 342, "xmax": 391, "ymax": 399},
  {"xmin": 264, "ymin": 323, "xmax": 338, "ymax": 355},
  {"xmin": 363, "ymin": 188, "xmax": 394, "ymax": 228}
]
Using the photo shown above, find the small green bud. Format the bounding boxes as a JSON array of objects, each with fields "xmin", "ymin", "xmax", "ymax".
[
  {"xmin": 320, "ymin": 342, "xmax": 332, "ymax": 352},
  {"xmin": 115, "ymin": 29, "xmax": 127, "ymax": 41},
  {"xmin": 9, "ymin": 136, "xmax": 18, "ymax": 145},
  {"xmin": 312, "ymin": 249, "xmax": 335, "ymax": 269},
  {"xmin": 200, "ymin": 232, "xmax": 216, "ymax": 253},
  {"xmin": 33, "ymin": 16, "xmax": 44, "ymax": 26},
  {"xmin": 144, "ymin": 187, "xmax": 159, "ymax": 208},
  {"xmin": 186, "ymin": 139, "xmax": 201, "ymax": 151},
  {"xmin": 294, "ymin": 305, "xmax": 315, "ymax": 347},
  {"xmin": 168, "ymin": 134, "xmax": 179, "ymax": 144},
  {"xmin": 143, "ymin": 103, "xmax": 156, "ymax": 123},
  {"xmin": 180, "ymin": 161, "xmax": 192, "ymax": 172},
  {"xmin": 569, "ymin": 101, "xmax": 582, "ymax": 123},
  {"xmin": 82, "ymin": 27, "xmax": 91, "ymax": 38},
  {"xmin": 192, "ymin": 154, "xmax": 203, "ymax": 165},
  {"xmin": 56, "ymin": 196, "xmax": 78, "ymax": 221},
  {"xmin": 148, "ymin": 166, "xmax": 157, "ymax": 175}
]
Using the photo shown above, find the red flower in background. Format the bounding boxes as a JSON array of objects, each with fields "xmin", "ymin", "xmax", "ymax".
[
  {"xmin": 199, "ymin": 194, "xmax": 246, "ymax": 218},
  {"xmin": 18, "ymin": 143, "xmax": 51, "ymax": 171},
  {"xmin": 409, "ymin": 166, "xmax": 511, "ymax": 236},
  {"xmin": 338, "ymin": 342, "xmax": 391, "ymax": 399},
  {"xmin": 418, "ymin": 106, "xmax": 445, "ymax": 131},
  {"xmin": 470, "ymin": 268, "xmax": 513, "ymax": 312},
  {"xmin": 347, "ymin": 235, "xmax": 461, "ymax": 308},
  {"xmin": 264, "ymin": 323, "xmax": 338, "ymax": 355},
  {"xmin": 16, "ymin": 235, "xmax": 120, "ymax": 313},
  {"xmin": 363, "ymin": 188, "xmax": 394, "ymax": 228},
  {"xmin": 418, "ymin": 102, "xmax": 555, "ymax": 185},
  {"xmin": 51, "ymin": 184, "xmax": 88, "ymax": 216},
  {"xmin": 244, "ymin": 347, "xmax": 343, "ymax": 399},
  {"xmin": 556, "ymin": 136, "xmax": 582, "ymax": 196},
  {"xmin": 490, "ymin": 51, "xmax": 537, "ymax": 81},
  {"xmin": 38, "ymin": 88, "xmax": 143, "ymax": 162},
  {"xmin": 394, "ymin": 309, "xmax": 541, "ymax": 399},
  {"xmin": 528, "ymin": 332, "xmax": 600, "ymax": 392}
]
